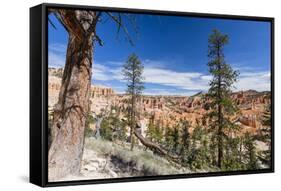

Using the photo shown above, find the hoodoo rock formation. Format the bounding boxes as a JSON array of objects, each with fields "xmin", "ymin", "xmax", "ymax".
[
  {"xmin": 48, "ymin": 68, "xmax": 270, "ymax": 137},
  {"xmin": 48, "ymin": 68, "xmax": 115, "ymax": 114}
]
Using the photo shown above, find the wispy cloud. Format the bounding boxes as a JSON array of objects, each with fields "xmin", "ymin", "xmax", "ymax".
[
  {"xmin": 91, "ymin": 59, "xmax": 271, "ymax": 93},
  {"xmin": 48, "ymin": 51, "xmax": 65, "ymax": 68},
  {"xmin": 92, "ymin": 63, "xmax": 113, "ymax": 81},
  {"xmin": 234, "ymin": 71, "xmax": 270, "ymax": 91},
  {"xmin": 47, "ymin": 49, "xmax": 271, "ymax": 94},
  {"xmin": 92, "ymin": 60, "xmax": 211, "ymax": 91},
  {"xmin": 48, "ymin": 43, "xmax": 66, "ymax": 68},
  {"xmin": 49, "ymin": 43, "xmax": 67, "ymax": 54},
  {"xmin": 92, "ymin": 63, "xmax": 123, "ymax": 81},
  {"xmin": 143, "ymin": 89, "xmax": 199, "ymax": 96},
  {"xmin": 143, "ymin": 66, "xmax": 210, "ymax": 91},
  {"xmin": 224, "ymin": 61, "xmax": 271, "ymax": 92}
]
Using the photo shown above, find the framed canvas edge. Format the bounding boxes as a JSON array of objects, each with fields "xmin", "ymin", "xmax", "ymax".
[
  {"xmin": 29, "ymin": 4, "xmax": 44, "ymax": 187},
  {"xmin": 30, "ymin": 3, "xmax": 275, "ymax": 187}
]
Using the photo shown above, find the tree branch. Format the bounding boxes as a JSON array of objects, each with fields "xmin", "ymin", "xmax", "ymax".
[
  {"xmin": 106, "ymin": 12, "xmax": 135, "ymax": 46},
  {"xmin": 48, "ymin": 18, "xmax": 57, "ymax": 30},
  {"xmin": 51, "ymin": 9, "xmax": 87, "ymax": 41},
  {"xmin": 133, "ymin": 128, "xmax": 180, "ymax": 162}
]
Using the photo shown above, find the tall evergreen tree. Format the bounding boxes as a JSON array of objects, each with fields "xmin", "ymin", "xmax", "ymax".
[
  {"xmin": 164, "ymin": 126, "xmax": 175, "ymax": 152},
  {"xmin": 147, "ymin": 119, "xmax": 164, "ymax": 144},
  {"xmin": 207, "ymin": 29, "xmax": 239, "ymax": 168},
  {"xmin": 122, "ymin": 53, "xmax": 145, "ymax": 150},
  {"xmin": 146, "ymin": 118, "xmax": 163, "ymax": 144},
  {"xmin": 223, "ymin": 137, "xmax": 244, "ymax": 170},
  {"xmin": 172, "ymin": 125, "xmax": 180, "ymax": 154},
  {"xmin": 258, "ymin": 104, "xmax": 271, "ymax": 167},
  {"xmin": 244, "ymin": 132, "xmax": 259, "ymax": 170},
  {"xmin": 187, "ymin": 124, "xmax": 210, "ymax": 169},
  {"xmin": 180, "ymin": 120, "xmax": 191, "ymax": 156}
]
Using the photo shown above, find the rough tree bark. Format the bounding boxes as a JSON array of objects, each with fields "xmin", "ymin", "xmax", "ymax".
[
  {"xmin": 48, "ymin": 9, "xmax": 99, "ymax": 181},
  {"xmin": 130, "ymin": 91, "xmax": 136, "ymax": 151},
  {"xmin": 217, "ymin": 43, "xmax": 223, "ymax": 169}
]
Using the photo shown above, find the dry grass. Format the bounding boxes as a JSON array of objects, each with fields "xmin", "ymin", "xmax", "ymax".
[{"xmin": 84, "ymin": 138, "xmax": 191, "ymax": 176}]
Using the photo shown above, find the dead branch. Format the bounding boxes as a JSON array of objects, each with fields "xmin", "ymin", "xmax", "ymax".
[
  {"xmin": 133, "ymin": 129, "xmax": 180, "ymax": 162},
  {"xmin": 105, "ymin": 12, "xmax": 135, "ymax": 46}
]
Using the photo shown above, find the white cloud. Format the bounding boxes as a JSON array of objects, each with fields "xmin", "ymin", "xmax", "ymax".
[
  {"xmin": 47, "ymin": 52, "xmax": 271, "ymax": 94},
  {"xmin": 227, "ymin": 62, "xmax": 271, "ymax": 92},
  {"xmin": 143, "ymin": 89, "xmax": 199, "ymax": 96},
  {"xmin": 49, "ymin": 43, "xmax": 67, "ymax": 54},
  {"xmin": 91, "ymin": 60, "xmax": 211, "ymax": 91},
  {"xmin": 234, "ymin": 71, "xmax": 270, "ymax": 91},
  {"xmin": 48, "ymin": 51, "xmax": 65, "ymax": 68},
  {"xmin": 91, "ymin": 59, "xmax": 271, "ymax": 93},
  {"xmin": 112, "ymin": 86, "xmax": 127, "ymax": 94},
  {"xmin": 92, "ymin": 63, "xmax": 112, "ymax": 81},
  {"xmin": 92, "ymin": 63, "xmax": 123, "ymax": 81},
  {"xmin": 48, "ymin": 43, "xmax": 67, "ymax": 68},
  {"xmin": 143, "ymin": 66, "xmax": 210, "ymax": 91}
]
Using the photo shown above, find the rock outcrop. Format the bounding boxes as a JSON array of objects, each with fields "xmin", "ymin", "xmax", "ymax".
[
  {"xmin": 48, "ymin": 68, "xmax": 271, "ymax": 137},
  {"xmin": 48, "ymin": 68, "xmax": 115, "ymax": 113}
]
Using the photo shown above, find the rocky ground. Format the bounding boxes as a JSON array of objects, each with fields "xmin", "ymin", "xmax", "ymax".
[
  {"xmin": 55, "ymin": 137, "xmax": 191, "ymax": 181},
  {"xmin": 48, "ymin": 67, "xmax": 271, "ymax": 181},
  {"xmin": 58, "ymin": 148, "xmax": 117, "ymax": 181}
]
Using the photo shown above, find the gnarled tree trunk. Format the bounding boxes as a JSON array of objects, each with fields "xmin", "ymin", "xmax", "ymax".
[{"xmin": 48, "ymin": 9, "xmax": 98, "ymax": 181}]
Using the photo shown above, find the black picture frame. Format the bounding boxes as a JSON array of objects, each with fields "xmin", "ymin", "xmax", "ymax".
[{"xmin": 30, "ymin": 3, "xmax": 275, "ymax": 187}]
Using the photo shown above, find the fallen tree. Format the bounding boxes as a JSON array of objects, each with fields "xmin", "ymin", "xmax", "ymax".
[{"xmin": 133, "ymin": 129, "xmax": 180, "ymax": 162}]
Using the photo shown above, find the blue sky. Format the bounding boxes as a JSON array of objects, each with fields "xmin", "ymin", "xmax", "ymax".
[{"xmin": 48, "ymin": 12, "xmax": 271, "ymax": 96}]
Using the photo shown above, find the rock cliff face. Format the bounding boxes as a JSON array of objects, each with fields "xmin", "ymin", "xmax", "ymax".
[
  {"xmin": 48, "ymin": 68, "xmax": 271, "ymax": 136},
  {"xmin": 48, "ymin": 68, "xmax": 115, "ymax": 113},
  {"xmin": 90, "ymin": 86, "xmax": 114, "ymax": 98},
  {"xmin": 48, "ymin": 67, "xmax": 64, "ymax": 78}
]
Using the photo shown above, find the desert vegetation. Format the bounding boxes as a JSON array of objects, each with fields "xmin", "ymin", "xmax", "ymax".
[{"xmin": 47, "ymin": 9, "xmax": 272, "ymax": 181}]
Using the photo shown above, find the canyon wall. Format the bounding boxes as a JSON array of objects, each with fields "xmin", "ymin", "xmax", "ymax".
[{"xmin": 48, "ymin": 68, "xmax": 271, "ymax": 136}]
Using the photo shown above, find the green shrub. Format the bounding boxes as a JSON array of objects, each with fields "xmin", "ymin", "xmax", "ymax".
[
  {"xmin": 84, "ymin": 113, "xmax": 97, "ymax": 138},
  {"xmin": 84, "ymin": 138, "xmax": 188, "ymax": 175},
  {"xmin": 84, "ymin": 126, "xmax": 95, "ymax": 137},
  {"xmin": 100, "ymin": 118, "xmax": 113, "ymax": 140}
]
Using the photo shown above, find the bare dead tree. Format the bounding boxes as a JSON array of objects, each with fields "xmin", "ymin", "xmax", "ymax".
[
  {"xmin": 48, "ymin": 9, "xmax": 101, "ymax": 181},
  {"xmin": 47, "ymin": 9, "xmax": 138, "ymax": 180},
  {"xmin": 133, "ymin": 128, "xmax": 180, "ymax": 162}
]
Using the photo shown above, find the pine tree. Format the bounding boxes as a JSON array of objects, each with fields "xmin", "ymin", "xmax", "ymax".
[
  {"xmin": 172, "ymin": 125, "xmax": 180, "ymax": 154},
  {"xmin": 223, "ymin": 137, "xmax": 244, "ymax": 170},
  {"xmin": 164, "ymin": 126, "xmax": 174, "ymax": 152},
  {"xmin": 48, "ymin": 10, "xmax": 101, "ymax": 179},
  {"xmin": 244, "ymin": 132, "xmax": 259, "ymax": 170},
  {"xmin": 122, "ymin": 53, "xmax": 145, "ymax": 150},
  {"xmin": 259, "ymin": 104, "xmax": 271, "ymax": 167},
  {"xmin": 112, "ymin": 115, "xmax": 127, "ymax": 142},
  {"xmin": 180, "ymin": 120, "xmax": 191, "ymax": 156},
  {"xmin": 186, "ymin": 125, "xmax": 210, "ymax": 169},
  {"xmin": 154, "ymin": 123, "xmax": 164, "ymax": 144},
  {"xmin": 48, "ymin": 10, "xmax": 137, "ymax": 179},
  {"xmin": 146, "ymin": 118, "xmax": 154, "ymax": 141},
  {"xmin": 146, "ymin": 119, "xmax": 164, "ymax": 144},
  {"xmin": 207, "ymin": 29, "xmax": 239, "ymax": 168}
]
